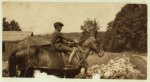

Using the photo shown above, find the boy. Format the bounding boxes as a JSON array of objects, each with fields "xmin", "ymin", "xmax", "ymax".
[{"xmin": 51, "ymin": 22, "xmax": 77, "ymax": 67}]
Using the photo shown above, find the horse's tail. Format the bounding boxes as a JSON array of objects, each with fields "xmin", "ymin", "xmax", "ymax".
[{"xmin": 8, "ymin": 50, "xmax": 18, "ymax": 77}]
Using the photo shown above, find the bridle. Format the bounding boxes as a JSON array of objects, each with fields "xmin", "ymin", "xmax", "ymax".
[{"xmin": 80, "ymin": 36, "xmax": 101, "ymax": 57}]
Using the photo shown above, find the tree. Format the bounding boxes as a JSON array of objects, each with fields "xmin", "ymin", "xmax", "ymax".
[
  {"xmin": 3, "ymin": 17, "xmax": 10, "ymax": 31},
  {"xmin": 107, "ymin": 21, "xmax": 114, "ymax": 31},
  {"xmin": 3, "ymin": 17, "xmax": 22, "ymax": 31},
  {"xmin": 103, "ymin": 21, "xmax": 115, "ymax": 51},
  {"xmin": 105, "ymin": 4, "xmax": 147, "ymax": 52},
  {"xmin": 9, "ymin": 19, "xmax": 21, "ymax": 31},
  {"xmin": 80, "ymin": 18, "xmax": 99, "ymax": 39},
  {"xmin": 79, "ymin": 18, "xmax": 106, "ymax": 52}
]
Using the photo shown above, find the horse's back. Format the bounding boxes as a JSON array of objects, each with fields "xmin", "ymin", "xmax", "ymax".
[
  {"xmin": 13, "ymin": 45, "xmax": 82, "ymax": 71},
  {"xmin": 39, "ymin": 45, "xmax": 81, "ymax": 68}
]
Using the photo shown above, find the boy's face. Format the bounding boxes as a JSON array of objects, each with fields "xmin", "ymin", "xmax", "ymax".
[{"xmin": 56, "ymin": 26, "xmax": 62, "ymax": 32}]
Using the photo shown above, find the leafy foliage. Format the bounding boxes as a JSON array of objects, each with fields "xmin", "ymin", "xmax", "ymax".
[
  {"xmin": 80, "ymin": 18, "xmax": 100, "ymax": 39},
  {"xmin": 3, "ymin": 17, "xmax": 22, "ymax": 31},
  {"xmin": 104, "ymin": 4, "xmax": 147, "ymax": 52}
]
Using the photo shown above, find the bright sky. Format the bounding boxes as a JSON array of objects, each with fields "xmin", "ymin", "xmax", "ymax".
[{"xmin": 3, "ymin": 2, "xmax": 126, "ymax": 34}]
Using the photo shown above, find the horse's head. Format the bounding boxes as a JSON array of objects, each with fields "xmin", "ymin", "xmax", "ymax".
[
  {"xmin": 80, "ymin": 36, "xmax": 104, "ymax": 57},
  {"xmin": 75, "ymin": 36, "xmax": 104, "ymax": 78}
]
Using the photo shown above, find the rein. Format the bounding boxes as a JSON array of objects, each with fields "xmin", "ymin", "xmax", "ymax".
[
  {"xmin": 74, "ymin": 45, "xmax": 90, "ymax": 67},
  {"xmin": 80, "ymin": 36, "xmax": 102, "ymax": 57}
]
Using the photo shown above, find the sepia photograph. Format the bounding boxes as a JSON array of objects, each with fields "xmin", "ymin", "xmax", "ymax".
[{"xmin": 2, "ymin": 2, "xmax": 147, "ymax": 80}]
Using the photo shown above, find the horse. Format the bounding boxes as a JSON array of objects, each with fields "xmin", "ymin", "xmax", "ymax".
[{"xmin": 8, "ymin": 36, "xmax": 104, "ymax": 78}]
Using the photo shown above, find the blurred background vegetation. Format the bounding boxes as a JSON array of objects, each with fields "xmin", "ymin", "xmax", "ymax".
[
  {"xmin": 3, "ymin": 4, "xmax": 147, "ymax": 53},
  {"xmin": 63, "ymin": 4, "xmax": 147, "ymax": 53}
]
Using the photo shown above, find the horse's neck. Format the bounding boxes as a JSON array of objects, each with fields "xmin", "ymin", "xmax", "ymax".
[
  {"xmin": 81, "ymin": 36, "xmax": 95, "ymax": 46},
  {"xmin": 80, "ymin": 46, "xmax": 90, "ymax": 58}
]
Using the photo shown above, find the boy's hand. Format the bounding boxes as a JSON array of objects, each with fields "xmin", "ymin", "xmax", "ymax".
[
  {"xmin": 68, "ymin": 41, "xmax": 75, "ymax": 46},
  {"xmin": 74, "ymin": 39, "xmax": 79, "ymax": 43}
]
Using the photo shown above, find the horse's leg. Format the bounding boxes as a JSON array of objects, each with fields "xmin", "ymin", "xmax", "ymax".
[
  {"xmin": 26, "ymin": 67, "xmax": 34, "ymax": 77},
  {"xmin": 8, "ymin": 51, "xmax": 17, "ymax": 77},
  {"xmin": 66, "ymin": 73, "xmax": 76, "ymax": 78},
  {"xmin": 19, "ymin": 69, "xmax": 26, "ymax": 77},
  {"xmin": 19, "ymin": 67, "xmax": 34, "ymax": 77}
]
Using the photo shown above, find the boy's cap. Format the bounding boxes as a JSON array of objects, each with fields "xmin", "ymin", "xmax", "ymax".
[{"xmin": 54, "ymin": 22, "xmax": 64, "ymax": 27}]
